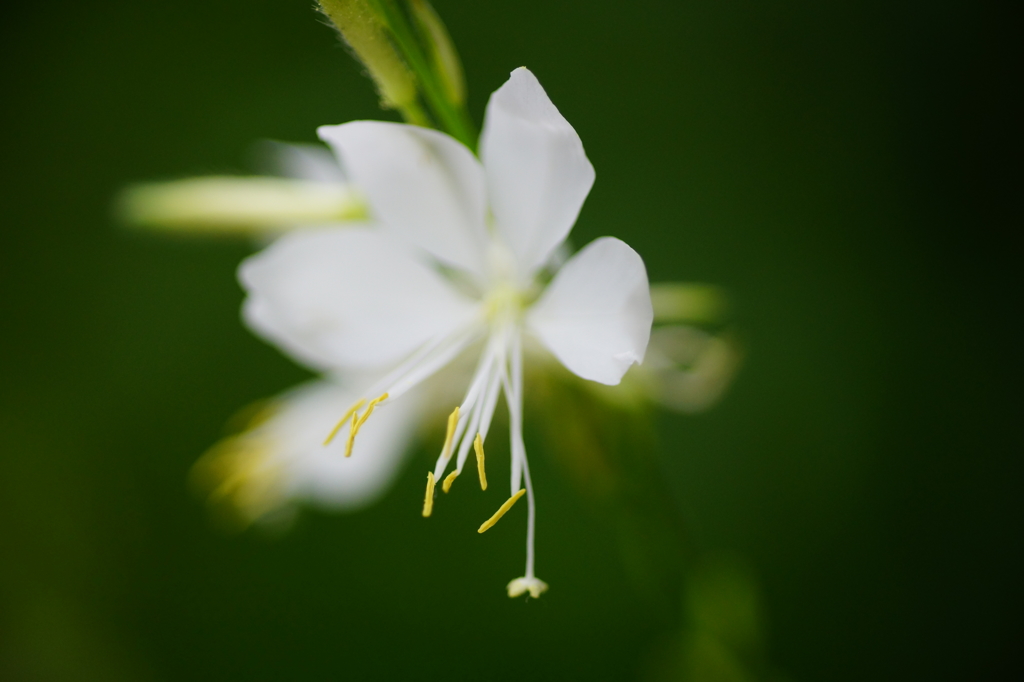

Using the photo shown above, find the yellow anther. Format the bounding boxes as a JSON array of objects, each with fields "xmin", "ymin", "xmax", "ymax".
[
  {"xmin": 477, "ymin": 489, "xmax": 525, "ymax": 533},
  {"xmin": 442, "ymin": 469, "xmax": 459, "ymax": 494},
  {"xmin": 474, "ymin": 433, "xmax": 487, "ymax": 491},
  {"xmin": 355, "ymin": 392, "xmax": 389, "ymax": 430},
  {"xmin": 342, "ymin": 393, "xmax": 388, "ymax": 457},
  {"xmin": 440, "ymin": 406, "xmax": 459, "ymax": 460},
  {"xmin": 343, "ymin": 412, "xmax": 359, "ymax": 457},
  {"xmin": 323, "ymin": 398, "xmax": 366, "ymax": 446},
  {"xmin": 422, "ymin": 472, "xmax": 436, "ymax": 517}
]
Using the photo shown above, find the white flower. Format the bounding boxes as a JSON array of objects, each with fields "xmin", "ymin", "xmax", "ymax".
[{"xmin": 237, "ymin": 67, "xmax": 654, "ymax": 597}]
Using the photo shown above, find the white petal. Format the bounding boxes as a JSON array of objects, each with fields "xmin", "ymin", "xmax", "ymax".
[
  {"xmin": 259, "ymin": 140, "xmax": 348, "ymax": 183},
  {"xmin": 318, "ymin": 121, "xmax": 488, "ymax": 277},
  {"xmin": 239, "ymin": 228, "xmax": 478, "ymax": 371},
  {"xmin": 480, "ymin": 68, "xmax": 595, "ymax": 278},
  {"xmin": 282, "ymin": 380, "xmax": 423, "ymax": 510},
  {"xmin": 195, "ymin": 379, "xmax": 421, "ymax": 522},
  {"xmin": 527, "ymin": 237, "xmax": 653, "ymax": 385}
]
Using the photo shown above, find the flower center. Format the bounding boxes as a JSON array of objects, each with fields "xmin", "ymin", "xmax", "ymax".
[{"xmin": 483, "ymin": 283, "xmax": 524, "ymax": 325}]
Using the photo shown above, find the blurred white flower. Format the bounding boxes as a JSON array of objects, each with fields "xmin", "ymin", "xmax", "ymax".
[
  {"xmin": 193, "ymin": 376, "xmax": 425, "ymax": 524},
  {"xmin": 237, "ymin": 67, "xmax": 653, "ymax": 597},
  {"xmin": 642, "ymin": 326, "xmax": 742, "ymax": 414}
]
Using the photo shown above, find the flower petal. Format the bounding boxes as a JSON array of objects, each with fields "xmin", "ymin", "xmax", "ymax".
[
  {"xmin": 240, "ymin": 228, "xmax": 479, "ymax": 370},
  {"xmin": 259, "ymin": 140, "xmax": 348, "ymax": 183},
  {"xmin": 192, "ymin": 378, "xmax": 422, "ymax": 523},
  {"xmin": 480, "ymin": 67, "xmax": 596, "ymax": 278},
  {"xmin": 318, "ymin": 121, "xmax": 488, "ymax": 277},
  {"xmin": 285, "ymin": 379, "xmax": 423, "ymax": 509},
  {"xmin": 527, "ymin": 237, "xmax": 653, "ymax": 385}
]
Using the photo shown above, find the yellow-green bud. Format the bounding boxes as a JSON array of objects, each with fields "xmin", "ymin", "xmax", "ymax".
[
  {"xmin": 317, "ymin": 0, "xmax": 418, "ymax": 111},
  {"xmin": 116, "ymin": 177, "xmax": 367, "ymax": 233}
]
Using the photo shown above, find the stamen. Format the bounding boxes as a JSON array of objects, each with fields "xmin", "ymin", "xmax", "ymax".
[
  {"xmin": 365, "ymin": 325, "xmax": 479, "ymax": 403},
  {"xmin": 474, "ymin": 433, "xmax": 487, "ymax": 491},
  {"xmin": 422, "ymin": 472, "xmax": 436, "ymax": 517},
  {"xmin": 323, "ymin": 398, "xmax": 366, "ymax": 446},
  {"xmin": 344, "ymin": 392, "xmax": 388, "ymax": 458},
  {"xmin": 442, "ymin": 469, "xmax": 458, "ymax": 493},
  {"xmin": 438, "ymin": 337, "xmax": 503, "ymax": 481},
  {"xmin": 440, "ymin": 406, "xmax": 459, "ymax": 460},
  {"xmin": 343, "ymin": 412, "xmax": 359, "ymax": 457},
  {"xmin": 477, "ymin": 489, "xmax": 525, "ymax": 533}
]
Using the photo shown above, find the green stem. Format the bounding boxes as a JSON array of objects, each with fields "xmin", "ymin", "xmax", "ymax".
[
  {"xmin": 398, "ymin": 99, "xmax": 432, "ymax": 127},
  {"xmin": 367, "ymin": 0, "xmax": 477, "ymax": 149}
]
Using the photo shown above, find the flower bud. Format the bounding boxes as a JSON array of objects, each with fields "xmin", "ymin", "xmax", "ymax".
[
  {"xmin": 117, "ymin": 177, "xmax": 366, "ymax": 233},
  {"xmin": 317, "ymin": 0, "xmax": 418, "ymax": 111}
]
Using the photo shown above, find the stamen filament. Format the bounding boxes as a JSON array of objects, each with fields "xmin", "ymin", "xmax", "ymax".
[
  {"xmin": 422, "ymin": 472, "xmax": 436, "ymax": 517},
  {"xmin": 477, "ymin": 489, "xmax": 525, "ymax": 533},
  {"xmin": 365, "ymin": 325, "xmax": 479, "ymax": 402},
  {"xmin": 474, "ymin": 433, "xmax": 487, "ymax": 490},
  {"xmin": 430, "ymin": 341, "xmax": 500, "ymax": 482},
  {"xmin": 477, "ymin": 365, "xmax": 503, "ymax": 443},
  {"xmin": 323, "ymin": 398, "xmax": 366, "ymax": 446},
  {"xmin": 442, "ymin": 469, "xmax": 458, "ymax": 493},
  {"xmin": 449, "ymin": 349, "xmax": 498, "ymax": 475}
]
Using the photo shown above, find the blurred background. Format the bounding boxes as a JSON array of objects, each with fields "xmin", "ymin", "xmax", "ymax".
[{"xmin": 1, "ymin": 0, "xmax": 1019, "ymax": 680}]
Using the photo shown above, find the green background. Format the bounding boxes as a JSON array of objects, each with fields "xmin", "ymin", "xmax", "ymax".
[{"xmin": 1, "ymin": 1, "xmax": 1018, "ymax": 680}]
